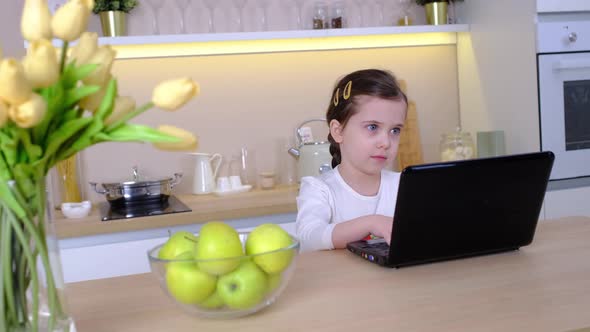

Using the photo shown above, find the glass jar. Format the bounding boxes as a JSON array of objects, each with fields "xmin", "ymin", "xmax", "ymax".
[
  {"xmin": 330, "ymin": 1, "xmax": 345, "ymax": 28},
  {"xmin": 440, "ymin": 127, "xmax": 476, "ymax": 161},
  {"xmin": 312, "ymin": 1, "xmax": 328, "ymax": 29}
]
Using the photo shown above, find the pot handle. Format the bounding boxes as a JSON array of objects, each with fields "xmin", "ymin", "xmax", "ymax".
[
  {"xmin": 89, "ymin": 182, "xmax": 107, "ymax": 194},
  {"xmin": 295, "ymin": 118, "xmax": 326, "ymax": 146},
  {"xmin": 170, "ymin": 173, "xmax": 183, "ymax": 188}
]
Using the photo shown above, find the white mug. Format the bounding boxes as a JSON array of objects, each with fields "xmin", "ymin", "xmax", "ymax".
[
  {"xmin": 188, "ymin": 152, "xmax": 222, "ymax": 194},
  {"xmin": 217, "ymin": 176, "xmax": 231, "ymax": 192},
  {"xmin": 229, "ymin": 175, "xmax": 243, "ymax": 189}
]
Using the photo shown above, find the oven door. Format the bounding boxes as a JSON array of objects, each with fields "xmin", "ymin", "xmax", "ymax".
[{"xmin": 538, "ymin": 51, "xmax": 590, "ymax": 180}]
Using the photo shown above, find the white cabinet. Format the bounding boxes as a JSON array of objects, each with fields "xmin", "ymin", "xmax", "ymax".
[
  {"xmin": 59, "ymin": 221, "xmax": 296, "ymax": 283},
  {"xmin": 544, "ymin": 187, "xmax": 590, "ymax": 220},
  {"xmin": 537, "ymin": 0, "xmax": 590, "ymax": 13}
]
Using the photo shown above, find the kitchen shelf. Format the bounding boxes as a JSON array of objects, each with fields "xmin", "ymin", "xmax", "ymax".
[{"xmin": 32, "ymin": 24, "xmax": 470, "ymax": 59}]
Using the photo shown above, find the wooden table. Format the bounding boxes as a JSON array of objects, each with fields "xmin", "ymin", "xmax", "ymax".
[{"xmin": 67, "ymin": 217, "xmax": 590, "ymax": 332}]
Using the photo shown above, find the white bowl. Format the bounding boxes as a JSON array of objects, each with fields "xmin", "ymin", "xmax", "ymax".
[{"xmin": 61, "ymin": 201, "xmax": 92, "ymax": 219}]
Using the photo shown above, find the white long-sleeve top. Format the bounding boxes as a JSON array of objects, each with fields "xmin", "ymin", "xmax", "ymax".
[{"xmin": 295, "ymin": 166, "xmax": 401, "ymax": 252}]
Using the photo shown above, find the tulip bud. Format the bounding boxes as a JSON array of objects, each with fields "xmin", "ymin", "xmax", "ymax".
[
  {"xmin": 104, "ymin": 96, "xmax": 135, "ymax": 125},
  {"xmin": 23, "ymin": 39, "xmax": 59, "ymax": 88},
  {"xmin": 79, "ymin": 80, "xmax": 109, "ymax": 112},
  {"xmin": 152, "ymin": 78, "xmax": 199, "ymax": 111},
  {"xmin": 153, "ymin": 125, "xmax": 199, "ymax": 151},
  {"xmin": 21, "ymin": 0, "xmax": 53, "ymax": 42},
  {"xmin": 81, "ymin": 0, "xmax": 95, "ymax": 10},
  {"xmin": 82, "ymin": 45, "xmax": 116, "ymax": 86},
  {"xmin": 9, "ymin": 93, "xmax": 47, "ymax": 128},
  {"xmin": 69, "ymin": 32, "xmax": 98, "ymax": 66},
  {"xmin": 0, "ymin": 59, "xmax": 32, "ymax": 105},
  {"xmin": 51, "ymin": 0, "xmax": 91, "ymax": 42},
  {"xmin": 0, "ymin": 100, "xmax": 8, "ymax": 128}
]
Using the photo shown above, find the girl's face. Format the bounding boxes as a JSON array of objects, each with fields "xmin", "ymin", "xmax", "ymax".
[{"xmin": 330, "ymin": 95, "xmax": 407, "ymax": 176}]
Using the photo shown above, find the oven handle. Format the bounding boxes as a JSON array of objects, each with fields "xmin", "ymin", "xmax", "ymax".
[{"xmin": 553, "ymin": 59, "xmax": 590, "ymax": 70}]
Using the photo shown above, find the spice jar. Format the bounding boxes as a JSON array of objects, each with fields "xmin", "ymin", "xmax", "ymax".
[
  {"xmin": 330, "ymin": 1, "xmax": 345, "ymax": 28},
  {"xmin": 259, "ymin": 172, "xmax": 276, "ymax": 190},
  {"xmin": 312, "ymin": 1, "xmax": 328, "ymax": 29},
  {"xmin": 440, "ymin": 127, "xmax": 476, "ymax": 162}
]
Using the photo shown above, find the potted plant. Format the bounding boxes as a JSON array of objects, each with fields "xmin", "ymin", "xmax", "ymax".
[
  {"xmin": 93, "ymin": 0, "xmax": 139, "ymax": 37},
  {"xmin": 415, "ymin": 0, "xmax": 462, "ymax": 25}
]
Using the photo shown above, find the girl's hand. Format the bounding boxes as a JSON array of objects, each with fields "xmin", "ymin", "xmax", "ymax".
[{"xmin": 369, "ymin": 215, "xmax": 394, "ymax": 245}]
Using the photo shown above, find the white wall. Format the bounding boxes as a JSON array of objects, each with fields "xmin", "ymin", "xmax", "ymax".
[
  {"xmin": 79, "ymin": 45, "xmax": 460, "ymax": 201},
  {"xmin": 457, "ymin": 0, "xmax": 540, "ymax": 154},
  {"xmin": 5, "ymin": 1, "xmax": 461, "ymax": 203}
]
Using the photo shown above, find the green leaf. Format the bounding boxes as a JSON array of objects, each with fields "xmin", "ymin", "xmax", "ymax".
[
  {"xmin": 37, "ymin": 117, "xmax": 93, "ymax": 169},
  {"xmin": 19, "ymin": 131, "xmax": 42, "ymax": 162},
  {"xmin": 107, "ymin": 124, "xmax": 181, "ymax": 143},
  {"xmin": 33, "ymin": 83, "xmax": 66, "ymax": 145},
  {"xmin": 12, "ymin": 165, "xmax": 36, "ymax": 199},
  {"xmin": 63, "ymin": 85, "xmax": 100, "ymax": 109},
  {"xmin": 61, "ymin": 117, "xmax": 105, "ymax": 161},
  {"xmin": 94, "ymin": 79, "xmax": 117, "ymax": 121},
  {"xmin": 0, "ymin": 182, "xmax": 26, "ymax": 219},
  {"xmin": 62, "ymin": 63, "xmax": 99, "ymax": 88}
]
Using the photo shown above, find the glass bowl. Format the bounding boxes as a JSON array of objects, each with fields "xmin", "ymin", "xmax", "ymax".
[{"xmin": 147, "ymin": 232, "xmax": 300, "ymax": 319}]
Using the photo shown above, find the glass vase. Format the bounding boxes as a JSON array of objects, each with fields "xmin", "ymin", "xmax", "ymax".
[{"xmin": 1, "ymin": 178, "xmax": 75, "ymax": 332}]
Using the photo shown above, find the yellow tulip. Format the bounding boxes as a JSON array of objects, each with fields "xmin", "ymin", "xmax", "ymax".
[
  {"xmin": 23, "ymin": 39, "xmax": 59, "ymax": 88},
  {"xmin": 104, "ymin": 96, "xmax": 135, "ymax": 126},
  {"xmin": 8, "ymin": 93, "xmax": 47, "ymax": 128},
  {"xmin": 0, "ymin": 100, "xmax": 8, "ymax": 128},
  {"xmin": 152, "ymin": 78, "xmax": 199, "ymax": 111},
  {"xmin": 69, "ymin": 32, "xmax": 98, "ymax": 66},
  {"xmin": 51, "ymin": 0, "xmax": 91, "ymax": 42},
  {"xmin": 21, "ymin": 0, "xmax": 52, "ymax": 42},
  {"xmin": 82, "ymin": 45, "xmax": 116, "ymax": 86},
  {"xmin": 153, "ymin": 125, "xmax": 199, "ymax": 151},
  {"xmin": 0, "ymin": 59, "xmax": 32, "ymax": 105},
  {"xmin": 81, "ymin": 0, "xmax": 95, "ymax": 10},
  {"xmin": 79, "ymin": 80, "xmax": 109, "ymax": 112}
]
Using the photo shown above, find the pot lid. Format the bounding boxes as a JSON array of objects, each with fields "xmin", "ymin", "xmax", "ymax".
[{"xmin": 99, "ymin": 167, "xmax": 174, "ymax": 188}]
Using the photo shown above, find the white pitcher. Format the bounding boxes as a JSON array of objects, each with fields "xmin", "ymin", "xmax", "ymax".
[{"xmin": 189, "ymin": 152, "xmax": 222, "ymax": 195}]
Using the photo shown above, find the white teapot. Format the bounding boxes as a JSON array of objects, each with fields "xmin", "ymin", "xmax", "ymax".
[
  {"xmin": 188, "ymin": 152, "xmax": 222, "ymax": 194},
  {"xmin": 288, "ymin": 119, "xmax": 333, "ymax": 180}
]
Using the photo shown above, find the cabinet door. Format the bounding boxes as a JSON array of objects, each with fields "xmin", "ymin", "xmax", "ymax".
[
  {"xmin": 60, "ymin": 222, "xmax": 297, "ymax": 283},
  {"xmin": 544, "ymin": 187, "xmax": 590, "ymax": 220},
  {"xmin": 537, "ymin": 0, "xmax": 590, "ymax": 13}
]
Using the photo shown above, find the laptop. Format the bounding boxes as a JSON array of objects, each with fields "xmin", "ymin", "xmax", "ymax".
[{"xmin": 346, "ymin": 151, "xmax": 555, "ymax": 268}]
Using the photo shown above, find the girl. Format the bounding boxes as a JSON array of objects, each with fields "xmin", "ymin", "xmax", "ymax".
[{"xmin": 296, "ymin": 69, "xmax": 408, "ymax": 252}]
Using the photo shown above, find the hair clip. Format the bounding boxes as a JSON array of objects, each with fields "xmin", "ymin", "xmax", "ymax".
[
  {"xmin": 333, "ymin": 87, "xmax": 340, "ymax": 106},
  {"xmin": 343, "ymin": 80, "xmax": 352, "ymax": 100}
]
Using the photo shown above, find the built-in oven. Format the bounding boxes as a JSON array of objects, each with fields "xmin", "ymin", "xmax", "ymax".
[{"xmin": 538, "ymin": 17, "xmax": 590, "ymax": 180}]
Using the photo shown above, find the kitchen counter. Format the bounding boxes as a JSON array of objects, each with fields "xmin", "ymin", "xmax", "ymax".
[
  {"xmin": 67, "ymin": 216, "xmax": 590, "ymax": 332},
  {"xmin": 54, "ymin": 185, "xmax": 298, "ymax": 239}
]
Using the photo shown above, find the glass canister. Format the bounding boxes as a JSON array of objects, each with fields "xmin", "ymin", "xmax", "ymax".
[
  {"xmin": 312, "ymin": 1, "xmax": 328, "ymax": 29},
  {"xmin": 440, "ymin": 127, "xmax": 476, "ymax": 161},
  {"xmin": 330, "ymin": 1, "xmax": 345, "ymax": 28}
]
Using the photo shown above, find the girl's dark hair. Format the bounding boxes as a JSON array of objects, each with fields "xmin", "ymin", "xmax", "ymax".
[{"xmin": 326, "ymin": 69, "xmax": 408, "ymax": 168}]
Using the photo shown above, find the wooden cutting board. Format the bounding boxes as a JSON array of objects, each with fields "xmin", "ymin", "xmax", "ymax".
[{"xmin": 395, "ymin": 80, "xmax": 424, "ymax": 172}]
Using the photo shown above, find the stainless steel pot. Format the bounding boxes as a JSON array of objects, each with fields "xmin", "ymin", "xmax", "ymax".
[{"xmin": 90, "ymin": 166, "xmax": 182, "ymax": 208}]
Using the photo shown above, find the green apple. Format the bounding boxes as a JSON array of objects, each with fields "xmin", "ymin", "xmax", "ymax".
[
  {"xmin": 199, "ymin": 289, "xmax": 225, "ymax": 309},
  {"xmin": 245, "ymin": 224, "xmax": 294, "ymax": 274},
  {"xmin": 158, "ymin": 231, "xmax": 198, "ymax": 260},
  {"xmin": 267, "ymin": 273, "xmax": 282, "ymax": 294},
  {"xmin": 217, "ymin": 260, "xmax": 269, "ymax": 310},
  {"xmin": 195, "ymin": 221, "xmax": 244, "ymax": 275},
  {"xmin": 165, "ymin": 252, "xmax": 217, "ymax": 305}
]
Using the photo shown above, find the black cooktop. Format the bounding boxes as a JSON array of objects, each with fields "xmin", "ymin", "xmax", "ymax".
[{"xmin": 99, "ymin": 196, "xmax": 192, "ymax": 221}]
